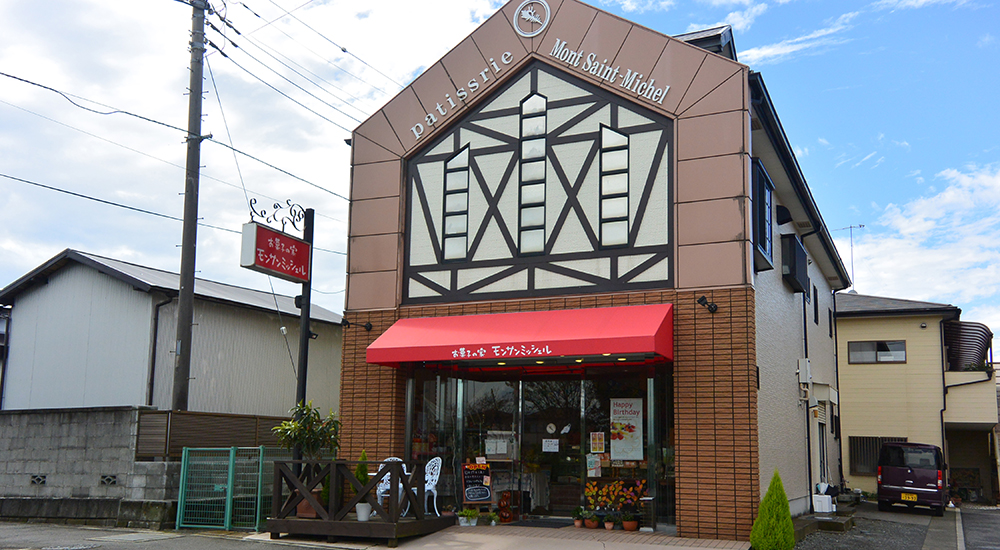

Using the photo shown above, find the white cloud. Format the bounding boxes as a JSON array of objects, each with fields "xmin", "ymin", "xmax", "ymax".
[
  {"xmin": 697, "ymin": 0, "xmax": 752, "ymax": 6},
  {"xmin": 740, "ymin": 11, "xmax": 858, "ymax": 65},
  {"xmin": 978, "ymin": 33, "xmax": 996, "ymax": 48},
  {"xmin": 818, "ymin": 138, "xmax": 830, "ymax": 146},
  {"xmin": 875, "ymin": 0, "xmax": 969, "ymax": 9},
  {"xmin": 842, "ymin": 165, "xmax": 1000, "ymax": 336},
  {"xmin": 795, "ymin": 146, "xmax": 809, "ymax": 157},
  {"xmin": 893, "ymin": 140, "xmax": 911, "ymax": 150},
  {"xmin": 601, "ymin": 0, "xmax": 676, "ymax": 12},
  {"xmin": 725, "ymin": 3, "xmax": 768, "ymax": 31},
  {"xmin": 853, "ymin": 151, "xmax": 877, "ymax": 168},
  {"xmin": 870, "ymin": 156, "xmax": 885, "ymax": 169}
]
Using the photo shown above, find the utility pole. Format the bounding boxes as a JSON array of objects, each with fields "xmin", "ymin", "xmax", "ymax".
[{"xmin": 172, "ymin": 0, "xmax": 208, "ymax": 411}]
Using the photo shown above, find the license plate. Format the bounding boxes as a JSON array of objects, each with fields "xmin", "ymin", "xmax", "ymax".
[{"xmin": 901, "ymin": 493, "xmax": 917, "ymax": 502}]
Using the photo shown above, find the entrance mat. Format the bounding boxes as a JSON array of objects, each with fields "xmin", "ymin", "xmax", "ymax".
[{"xmin": 510, "ymin": 518, "xmax": 575, "ymax": 528}]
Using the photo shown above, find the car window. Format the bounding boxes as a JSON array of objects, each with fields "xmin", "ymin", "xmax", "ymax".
[
  {"xmin": 879, "ymin": 446, "xmax": 906, "ymax": 467},
  {"xmin": 904, "ymin": 448, "xmax": 937, "ymax": 469}
]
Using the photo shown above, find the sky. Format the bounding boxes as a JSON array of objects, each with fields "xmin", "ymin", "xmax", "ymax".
[{"xmin": 1, "ymin": 0, "xmax": 998, "ymax": 349}]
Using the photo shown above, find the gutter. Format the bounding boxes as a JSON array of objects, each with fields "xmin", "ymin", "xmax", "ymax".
[{"xmin": 0, "ymin": 309, "xmax": 10, "ymax": 409}]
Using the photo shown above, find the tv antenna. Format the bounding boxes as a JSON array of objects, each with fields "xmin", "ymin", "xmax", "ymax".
[{"xmin": 833, "ymin": 225, "xmax": 865, "ymax": 290}]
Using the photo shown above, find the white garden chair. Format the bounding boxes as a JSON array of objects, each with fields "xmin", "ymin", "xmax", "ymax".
[{"xmin": 375, "ymin": 457, "xmax": 409, "ymax": 515}]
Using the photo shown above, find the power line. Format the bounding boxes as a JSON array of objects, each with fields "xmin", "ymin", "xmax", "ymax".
[
  {"xmin": 0, "ymin": 172, "xmax": 346, "ymax": 256},
  {"xmin": 0, "ymin": 73, "xmax": 349, "ymax": 202},
  {"xmin": 207, "ymin": 41, "xmax": 355, "ymax": 133},
  {"xmin": 0, "ymin": 98, "xmax": 345, "ymax": 223},
  {"xmin": 263, "ymin": 0, "xmax": 404, "ymax": 90},
  {"xmin": 206, "ymin": 27, "xmax": 363, "ymax": 123}
]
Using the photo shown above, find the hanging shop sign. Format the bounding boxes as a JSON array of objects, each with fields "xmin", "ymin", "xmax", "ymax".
[
  {"xmin": 609, "ymin": 398, "xmax": 643, "ymax": 461},
  {"xmin": 240, "ymin": 222, "xmax": 311, "ymax": 283}
]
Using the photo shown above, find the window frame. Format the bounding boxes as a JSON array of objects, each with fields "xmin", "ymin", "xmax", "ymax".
[
  {"xmin": 847, "ymin": 340, "xmax": 907, "ymax": 364},
  {"xmin": 849, "ymin": 435, "xmax": 907, "ymax": 476},
  {"xmin": 752, "ymin": 158, "xmax": 774, "ymax": 271}
]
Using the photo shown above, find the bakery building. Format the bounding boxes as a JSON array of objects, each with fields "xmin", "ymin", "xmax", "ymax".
[{"xmin": 340, "ymin": 0, "xmax": 850, "ymax": 540}]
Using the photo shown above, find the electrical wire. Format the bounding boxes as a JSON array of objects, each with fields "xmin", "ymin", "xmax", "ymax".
[
  {"xmin": 0, "ymin": 73, "xmax": 350, "ymax": 202},
  {"xmin": 0, "ymin": 98, "xmax": 345, "ymax": 224},
  {"xmin": 206, "ymin": 55, "xmax": 252, "ymax": 214},
  {"xmin": 0, "ymin": 172, "xmax": 346, "ymax": 256}
]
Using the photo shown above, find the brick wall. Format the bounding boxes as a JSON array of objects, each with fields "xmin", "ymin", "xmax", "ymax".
[{"xmin": 339, "ymin": 287, "xmax": 758, "ymax": 540}]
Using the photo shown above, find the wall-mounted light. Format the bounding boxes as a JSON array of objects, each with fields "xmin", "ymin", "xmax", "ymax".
[
  {"xmin": 697, "ymin": 295, "xmax": 718, "ymax": 313},
  {"xmin": 342, "ymin": 319, "xmax": 373, "ymax": 331},
  {"xmin": 920, "ymin": 323, "xmax": 927, "ymax": 329}
]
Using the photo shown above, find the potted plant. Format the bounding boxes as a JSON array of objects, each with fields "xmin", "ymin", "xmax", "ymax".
[
  {"xmin": 484, "ymin": 511, "xmax": 499, "ymax": 526},
  {"xmin": 604, "ymin": 510, "xmax": 621, "ymax": 530},
  {"xmin": 441, "ymin": 504, "xmax": 457, "ymax": 517},
  {"xmin": 272, "ymin": 400, "xmax": 341, "ymax": 518},
  {"xmin": 582, "ymin": 509, "xmax": 599, "ymax": 529},
  {"xmin": 457, "ymin": 508, "xmax": 480, "ymax": 526},
  {"xmin": 353, "ymin": 450, "xmax": 372, "ymax": 521},
  {"xmin": 572, "ymin": 506, "xmax": 585, "ymax": 528},
  {"xmin": 621, "ymin": 509, "xmax": 639, "ymax": 531}
]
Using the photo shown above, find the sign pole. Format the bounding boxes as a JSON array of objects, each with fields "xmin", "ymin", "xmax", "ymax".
[{"xmin": 292, "ymin": 208, "xmax": 314, "ymax": 465}]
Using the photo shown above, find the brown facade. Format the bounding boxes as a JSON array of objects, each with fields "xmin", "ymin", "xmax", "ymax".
[
  {"xmin": 341, "ymin": 0, "xmax": 771, "ymax": 541},
  {"xmin": 340, "ymin": 287, "xmax": 758, "ymax": 539}
]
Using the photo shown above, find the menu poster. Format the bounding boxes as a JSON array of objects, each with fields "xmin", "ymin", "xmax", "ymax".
[
  {"xmin": 610, "ymin": 398, "xmax": 643, "ymax": 460},
  {"xmin": 586, "ymin": 453, "xmax": 601, "ymax": 477},
  {"xmin": 590, "ymin": 432, "xmax": 605, "ymax": 454},
  {"xmin": 542, "ymin": 439, "xmax": 559, "ymax": 452},
  {"xmin": 461, "ymin": 463, "xmax": 492, "ymax": 503}
]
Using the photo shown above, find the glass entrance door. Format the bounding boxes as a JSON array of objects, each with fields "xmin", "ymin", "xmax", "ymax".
[{"xmin": 521, "ymin": 379, "xmax": 582, "ymax": 516}]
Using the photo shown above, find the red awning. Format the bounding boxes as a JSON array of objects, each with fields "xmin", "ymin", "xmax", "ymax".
[{"xmin": 366, "ymin": 304, "xmax": 673, "ymax": 367}]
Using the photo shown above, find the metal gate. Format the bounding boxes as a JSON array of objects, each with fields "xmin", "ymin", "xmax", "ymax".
[{"xmin": 177, "ymin": 446, "xmax": 292, "ymax": 531}]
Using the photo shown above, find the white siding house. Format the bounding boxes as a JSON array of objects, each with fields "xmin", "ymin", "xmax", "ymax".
[{"xmin": 0, "ymin": 249, "xmax": 342, "ymax": 416}]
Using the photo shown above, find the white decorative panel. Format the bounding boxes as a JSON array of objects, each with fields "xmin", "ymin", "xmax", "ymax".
[
  {"xmin": 404, "ymin": 62, "xmax": 673, "ymax": 303},
  {"xmin": 539, "ymin": 70, "xmax": 590, "ymax": 100},
  {"xmin": 535, "ymin": 268, "xmax": 596, "ymax": 289},
  {"xmin": 479, "ymin": 74, "xmax": 531, "ymax": 113},
  {"xmin": 469, "ymin": 269, "xmax": 529, "ymax": 293},
  {"xmin": 409, "ymin": 278, "xmax": 442, "ymax": 298},
  {"xmin": 618, "ymin": 107, "xmax": 653, "ymax": 128}
]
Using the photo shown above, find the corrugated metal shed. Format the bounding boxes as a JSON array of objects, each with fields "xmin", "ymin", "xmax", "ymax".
[{"xmin": 0, "ymin": 249, "xmax": 341, "ymax": 324}]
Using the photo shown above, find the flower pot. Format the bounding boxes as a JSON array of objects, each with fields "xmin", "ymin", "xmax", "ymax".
[
  {"xmin": 604, "ymin": 521, "xmax": 615, "ymax": 530},
  {"xmin": 574, "ymin": 519, "xmax": 583, "ymax": 528},
  {"xmin": 622, "ymin": 520, "xmax": 639, "ymax": 531},
  {"xmin": 458, "ymin": 516, "xmax": 478, "ymax": 526},
  {"xmin": 584, "ymin": 518, "xmax": 599, "ymax": 529},
  {"xmin": 356, "ymin": 502, "xmax": 372, "ymax": 522},
  {"xmin": 295, "ymin": 489, "xmax": 323, "ymax": 518}
]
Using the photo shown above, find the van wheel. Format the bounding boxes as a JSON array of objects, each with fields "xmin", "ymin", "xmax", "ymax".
[
  {"xmin": 932, "ymin": 506, "xmax": 944, "ymax": 517},
  {"xmin": 877, "ymin": 501, "xmax": 890, "ymax": 512}
]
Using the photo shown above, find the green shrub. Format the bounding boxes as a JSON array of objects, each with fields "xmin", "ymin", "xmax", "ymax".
[
  {"xmin": 354, "ymin": 450, "xmax": 369, "ymax": 490},
  {"xmin": 750, "ymin": 470, "xmax": 795, "ymax": 550}
]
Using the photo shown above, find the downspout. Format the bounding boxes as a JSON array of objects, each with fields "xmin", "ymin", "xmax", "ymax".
[
  {"xmin": 147, "ymin": 294, "xmax": 175, "ymax": 407},
  {"xmin": 803, "ymin": 293, "xmax": 814, "ymax": 513},
  {"xmin": 0, "ymin": 309, "xmax": 11, "ymax": 409},
  {"xmin": 832, "ymin": 291, "xmax": 844, "ymax": 489},
  {"xmin": 939, "ymin": 320, "xmax": 948, "ymax": 457}
]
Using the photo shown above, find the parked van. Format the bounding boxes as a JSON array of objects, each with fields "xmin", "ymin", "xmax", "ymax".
[{"xmin": 877, "ymin": 442, "xmax": 946, "ymax": 516}]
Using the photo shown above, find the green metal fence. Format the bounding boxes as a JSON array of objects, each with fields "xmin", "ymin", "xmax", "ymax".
[{"xmin": 177, "ymin": 446, "xmax": 292, "ymax": 531}]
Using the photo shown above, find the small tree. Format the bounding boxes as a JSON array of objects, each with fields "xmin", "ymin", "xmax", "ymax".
[
  {"xmin": 272, "ymin": 400, "xmax": 341, "ymax": 459},
  {"xmin": 750, "ymin": 470, "xmax": 795, "ymax": 550},
  {"xmin": 354, "ymin": 450, "xmax": 370, "ymax": 491}
]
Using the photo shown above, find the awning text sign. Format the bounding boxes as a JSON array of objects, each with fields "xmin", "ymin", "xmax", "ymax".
[{"xmin": 240, "ymin": 222, "xmax": 311, "ymax": 283}]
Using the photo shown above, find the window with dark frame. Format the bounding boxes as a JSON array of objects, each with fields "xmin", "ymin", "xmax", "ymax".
[
  {"xmin": 752, "ymin": 158, "xmax": 774, "ymax": 271},
  {"xmin": 518, "ymin": 93, "xmax": 547, "ymax": 255},
  {"xmin": 849, "ymin": 435, "xmax": 907, "ymax": 475},
  {"xmin": 442, "ymin": 146, "xmax": 471, "ymax": 261},
  {"xmin": 828, "ymin": 309, "xmax": 833, "ymax": 338},
  {"xmin": 599, "ymin": 125, "xmax": 629, "ymax": 248},
  {"xmin": 848, "ymin": 340, "xmax": 907, "ymax": 363},
  {"xmin": 813, "ymin": 286, "xmax": 819, "ymax": 324}
]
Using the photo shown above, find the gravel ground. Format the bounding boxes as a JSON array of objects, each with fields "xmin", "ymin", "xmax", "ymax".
[{"xmin": 793, "ymin": 516, "xmax": 927, "ymax": 550}]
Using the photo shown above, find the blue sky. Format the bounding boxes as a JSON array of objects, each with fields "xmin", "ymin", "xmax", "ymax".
[{"xmin": 1, "ymin": 0, "xmax": 998, "ymax": 345}]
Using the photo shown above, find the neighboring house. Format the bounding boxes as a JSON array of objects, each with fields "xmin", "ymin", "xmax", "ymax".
[
  {"xmin": 0, "ymin": 249, "xmax": 343, "ymax": 527},
  {"xmin": 0, "ymin": 248, "xmax": 341, "ymax": 415},
  {"xmin": 340, "ymin": 0, "xmax": 850, "ymax": 541},
  {"xmin": 835, "ymin": 292, "xmax": 997, "ymax": 504}
]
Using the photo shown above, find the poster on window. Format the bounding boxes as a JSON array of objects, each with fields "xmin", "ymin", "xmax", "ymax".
[{"xmin": 610, "ymin": 398, "xmax": 643, "ymax": 460}]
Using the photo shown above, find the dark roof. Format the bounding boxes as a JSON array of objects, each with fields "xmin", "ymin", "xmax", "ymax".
[
  {"xmin": 673, "ymin": 25, "xmax": 737, "ymax": 61},
  {"xmin": 0, "ymin": 249, "xmax": 341, "ymax": 324},
  {"xmin": 835, "ymin": 292, "xmax": 959, "ymax": 318}
]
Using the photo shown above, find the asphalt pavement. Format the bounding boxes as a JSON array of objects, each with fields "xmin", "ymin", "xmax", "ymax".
[{"xmin": 962, "ymin": 505, "xmax": 1000, "ymax": 550}]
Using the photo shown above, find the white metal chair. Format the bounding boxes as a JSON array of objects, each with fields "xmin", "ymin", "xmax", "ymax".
[
  {"xmin": 375, "ymin": 457, "xmax": 409, "ymax": 515},
  {"xmin": 421, "ymin": 457, "xmax": 442, "ymax": 516}
]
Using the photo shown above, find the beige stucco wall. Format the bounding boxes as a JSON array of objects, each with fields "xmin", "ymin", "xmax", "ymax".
[
  {"xmin": 944, "ymin": 371, "xmax": 998, "ymax": 427},
  {"xmin": 755, "ymin": 192, "xmax": 839, "ymax": 516},
  {"xmin": 837, "ymin": 314, "xmax": 945, "ymax": 492}
]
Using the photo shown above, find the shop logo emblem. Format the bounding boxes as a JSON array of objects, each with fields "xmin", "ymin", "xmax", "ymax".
[{"xmin": 513, "ymin": 0, "xmax": 550, "ymax": 38}]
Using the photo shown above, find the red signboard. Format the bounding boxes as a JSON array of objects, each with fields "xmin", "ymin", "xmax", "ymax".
[{"xmin": 240, "ymin": 222, "xmax": 311, "ymax": 283}]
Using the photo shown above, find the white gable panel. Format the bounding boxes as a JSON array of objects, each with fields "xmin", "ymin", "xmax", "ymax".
[
  {"xmin": 551, "ymin": 258, "xmax": 611, "ymax": 279},
  {"xmin": 618, "ymin": 106, "xmax": 653, "ymax": 128},
  {"xmin": 538, "ymin": 70, "xmax": 590, "ymax": 101},
  {"xmin": 535, "ymin": 268, "xmax": 595, "ymax": 290},
  {"xmin": 479, "ymin": 73, "xmax": 531, "ymax": 114},
  {"xmin": 630, "ymin": 257, "xmax": 670, "ymax": 283},
  {"xmin": 473, "ymin": 114, "xmax": 520, "ymax": 138},
  {"xmin": 618, "ymin": 254, "xmax": 656, "ymax": 278},
  {"xmin": 472, "ymin": 219, "xmax": 512, "ymax": 261},
  {"xmin": 498, "ymin": 160, "xmax": 520, "ymax": 238},
  {"xmin": 476, "ymin": 151, "xmax": 515, "ymax": 196},
  {"xmin": 467, "ymin": 268, "xmax": 528, "ymax": 293},
  {"xmin": 460, "ymin": 128, "xmax": 507, "ymax": 149},
  {"xmin": 632, "ymin": 131, "xmax": 669, "ymax": 247},
  {"xmin": 427, "ymin": 138, "xmax": 454, "ymax": 157},
  {"xmin": 417, "ymin": 163, "xmax": 445, "ymax": 231},
  {"xmin": 563, "ymin": 105, "xmax": 610, "ymax": 137},
  {"xmin": 547, "ymin": 103, "xmax": 593, "ymax": 134},
  {"xmin": 408, "ymin": 180, "xmax": 439, "ymax": 267},
  {"xmin": 549, "ymin": 207, "xmax": 592, "ymax": 255},
  {"xmin": 551, "ymin": 141, "xmax": 592, "ymax": 189},
  {"xmin": 578, "ymin": 158, "xmax": 601, "ymax": 236},
  {"xmin": 408, "ymin": 279, "xmax": 441, "ymax": 299}
]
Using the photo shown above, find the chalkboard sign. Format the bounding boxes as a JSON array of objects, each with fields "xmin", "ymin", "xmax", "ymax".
[{"xmin": 461, "ymin": 463, "xmax": 492, "ymax": 504}]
